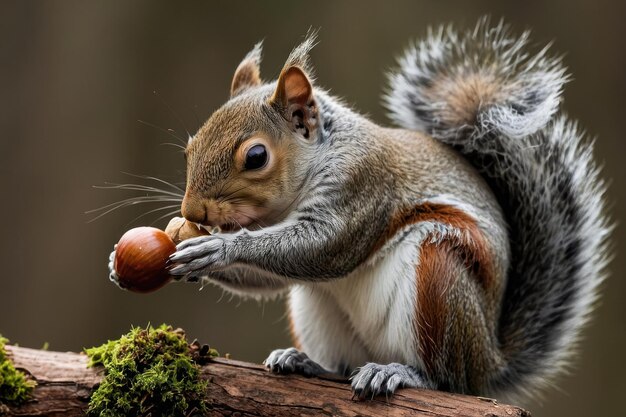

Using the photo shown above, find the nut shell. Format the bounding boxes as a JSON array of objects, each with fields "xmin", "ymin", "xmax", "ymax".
[
  {"xmin": 164, "ymin": 217, "xmax": 209, "ymax": 243},
  {"xmin": 114, "ymin": 227, "xmax": 176, "ymax": 293}
]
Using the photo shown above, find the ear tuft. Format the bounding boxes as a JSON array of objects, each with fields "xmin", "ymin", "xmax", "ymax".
[
  {"xmin": 231, "ymin": 41, "xmax": 263, "ymax": 97},
  {"xmin": 269, "ymin": 32, "xmax": 320, "ymax": 139},
  {"xmin": 283, "ymin": 30, "xmax": 318, "ymax": 76}
]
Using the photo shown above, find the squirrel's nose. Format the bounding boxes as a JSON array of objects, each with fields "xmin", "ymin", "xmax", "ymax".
[{"xmin": 181, "ymin": 193, "xmax": 208, "ymax": 225}]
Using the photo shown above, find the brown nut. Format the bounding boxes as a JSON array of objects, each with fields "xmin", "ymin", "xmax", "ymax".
[
  {"xmin": 164, "ymin": 217, "xmax": 209, "ymax": 244},
  {"xmin": 114, "ymin": 227, "xmax": 176, "ymax": 293}
]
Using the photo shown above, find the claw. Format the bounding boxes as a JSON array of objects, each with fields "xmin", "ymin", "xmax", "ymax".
[{"xmin": 168, "ymin": 265, "xmax": 187, "ymax": 275}]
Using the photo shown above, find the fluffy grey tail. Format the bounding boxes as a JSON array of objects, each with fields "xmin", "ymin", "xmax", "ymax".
[{"xmin": 385, "ymin": 19, "xmax": 611, "ymax": 397}]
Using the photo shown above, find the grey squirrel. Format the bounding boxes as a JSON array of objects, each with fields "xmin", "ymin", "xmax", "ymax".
[{"xmin": 109, "ymin": 20, "xmax": 610, "ymax": 400}]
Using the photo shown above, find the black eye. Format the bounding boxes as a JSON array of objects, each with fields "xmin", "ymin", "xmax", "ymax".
[{"xmin": 244, "ymin": 144, "xmax": 268, "ymax": 170}]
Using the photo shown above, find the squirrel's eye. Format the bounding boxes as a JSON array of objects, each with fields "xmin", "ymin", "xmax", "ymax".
[{"xmin": 244, "ymin": 144, "xmax": 268, "ymax": 170}]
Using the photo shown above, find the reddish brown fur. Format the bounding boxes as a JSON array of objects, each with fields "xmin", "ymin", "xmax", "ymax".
[
  {"xmin": 425, "ymin": 72, "xmax": 500, "ymax": 128},
  {"xmin": 376, "ymin": 202, "xmax": 498, "ymax": 374},
  {"xmin": 415, "ymin": 241, "xmax": 458, "ymax": 374},
  {"xmin": 376, "ymin": 203, "xmax": 496, "ymax": 290},
  {"xmin": 286, "ymin": 303, "xmax": 302, "ymax": 351}
]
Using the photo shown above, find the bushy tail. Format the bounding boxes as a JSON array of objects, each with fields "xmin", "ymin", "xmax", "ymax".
[{"xmin": 385, "ymin": 19, "xmax": 611, "ymax": 397}]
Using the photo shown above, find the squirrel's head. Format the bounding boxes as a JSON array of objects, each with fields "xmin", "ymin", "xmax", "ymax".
[{"xmin": 182, "ymin": 37, "xmax": 319, "ymax": 232}]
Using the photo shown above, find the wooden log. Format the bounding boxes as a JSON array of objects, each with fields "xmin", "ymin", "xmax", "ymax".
[{"xmin": 4, "ymin": 345, "xmax": 530, "ymax": 416}]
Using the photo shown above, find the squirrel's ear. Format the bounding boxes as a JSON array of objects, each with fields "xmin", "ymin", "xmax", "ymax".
[
  {"xmin": 231, "ymin": 41, "xmax": 263, "ymax": 97},
  {"xmin": 270, "ymin": 66, "xmax": 317, "ymax": 139}
]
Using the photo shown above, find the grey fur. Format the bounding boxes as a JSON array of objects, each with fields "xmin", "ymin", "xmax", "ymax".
[
  {"xmin": 385, "ymin": 18, "xmax": 567, "ymax": 142},
  {"xmin": 264, "ymin": 347, "xmax": 328, "ymax": 377},
  {"xmin": 244, "ymin": 40, "xmax": 263, "ymax": 67},
  {"xmin": 283, "ymin": 29, "xmax": 318, "ymax": 77},
  {"xmin": 109, "ymin": 21, "xmax": 610, "ymax": 401},
  {"xmin": 351, "ymin": 363, "xmax": 433, "ymax": 399},
  {"xmin": 170, "ymin": 86, "xmax": 401, "ymax": 281},
  {"xmin": 385, "ymin": 18, "xmax": 611, "ymax": 398}
]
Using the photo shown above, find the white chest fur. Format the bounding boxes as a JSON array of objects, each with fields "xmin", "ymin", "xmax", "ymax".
[{"xmin": 317, "ymin": 235, "xmax": 422, "ymax": 366}]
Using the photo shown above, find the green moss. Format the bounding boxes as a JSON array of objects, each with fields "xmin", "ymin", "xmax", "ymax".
[
  {"xmin": 0, "ymin": 335, "xmax": 36, "ymax": 406},
  {"xmin": 85, "ymin": 324, "xmax": 218, "ymax": 417}
]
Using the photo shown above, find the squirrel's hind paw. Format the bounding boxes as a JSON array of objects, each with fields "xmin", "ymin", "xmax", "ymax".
[
  {"xmin": 263, "ymin": 347, "xmax": 327, "ymax": 377},
  {"xmin": 350, "ymin": 363, "xmax": 431, "ymax": 400}
]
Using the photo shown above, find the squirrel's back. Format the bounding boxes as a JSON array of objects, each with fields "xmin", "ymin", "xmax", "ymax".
[{"xmin": 385, "ymin": 18, "xmax": 611, "ymax": 398}]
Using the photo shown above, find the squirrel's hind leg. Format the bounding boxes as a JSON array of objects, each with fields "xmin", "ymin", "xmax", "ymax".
[{"xmin": 266, "ymin": 285, "xmax": 368, "ymax": 379}]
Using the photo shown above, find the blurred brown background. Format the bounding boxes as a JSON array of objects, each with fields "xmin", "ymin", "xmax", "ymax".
[{"xmin": 1, "ymin": 1, "xmax": 624, "ymax": 415}]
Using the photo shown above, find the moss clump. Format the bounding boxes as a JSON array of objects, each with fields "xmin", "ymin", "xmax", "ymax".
[
  {"xmin": 85, "ymin": 324, "xmax": 217, "ymax": 417},
  {"xmin": 0, "ymin": 335, "xmax": 36, "ymax": 406}
]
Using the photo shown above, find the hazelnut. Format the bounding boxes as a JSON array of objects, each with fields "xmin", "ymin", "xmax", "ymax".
[{"xmin": 114, "ymin": 227, "xmax": 176, "ymax": 293}]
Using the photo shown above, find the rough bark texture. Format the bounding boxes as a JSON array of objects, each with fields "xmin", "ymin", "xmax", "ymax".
[{"xmin": 3, "ymin": 345, "xmax": 530, "ymax": 416}]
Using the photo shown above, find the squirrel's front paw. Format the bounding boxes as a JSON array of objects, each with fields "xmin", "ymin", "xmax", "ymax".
[
  {"xmin": 168, "ymin": 234, "xmax": 232, "ymax": 281},
  {"xmin": 107, "ymin": 244, "xmax": 122, "ymax": 288}
]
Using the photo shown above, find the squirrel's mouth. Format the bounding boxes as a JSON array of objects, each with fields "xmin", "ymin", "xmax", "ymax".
[
  {"xmin": 219, "ymin": 222, "xmax": 241, "ymax": 233},
  {"xmin": 197, "ymin": 221, "xmax": 246, "ymax": 234},
  {"xmin": 195, "ymin": 209, "xmax": 262, "ymax": 234}
]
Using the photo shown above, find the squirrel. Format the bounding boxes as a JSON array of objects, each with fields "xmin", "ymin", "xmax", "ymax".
[{"xmin": 109, "ymin": 19, "xmax": 610, "ymax": 400}]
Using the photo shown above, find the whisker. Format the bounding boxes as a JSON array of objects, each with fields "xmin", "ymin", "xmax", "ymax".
[
  {"xmin": 128, "ymin": 204, "xmax": 182, "ymax": 225},
  {"xmin": 90, "ymin": 171, "xmax": 186, "ymax": 224},
  {"xmin": 217, "ymin": 182, "xmax": 237, "ymax": 198},
  {"xmin": 236, "ymin": 211, "xmax": 269, "ymax": 229},
  {"xmin": 273, "ymin": 186, "xmax": 306, "ymax": 221},
  {"xmin": 94, "ymin": 183, "xmax": 183, "ymax": 198},
  {"xmin": 119, "ymin": 172, "xmax": 185, "ymax": 193},
  {"xmin": 86, "ymin": 195, "xmax": 182, "ymax": 215},
  {"xmin": 153, "ymin": 90, "xmax": 192, "ymax": 141},
  {"xmin": 219, "ymin": 181, "xmax": 259, "ymax": 200},
  {"xmin": 219, "ymin": 183, "xmax": 256, "ymax": 201},
  {"xmin": 137, "ymin": 119, "xmax": 186, "ymax": 145},
  {"xmin": 224, "ymin": 197, "xmax": 264, "ymax": 206},
  {"xmin": 191, "ymin": 104, "xmax": 202, "ymax": 128},
  {"xmin": 151, "ymin": 208, "xmax": 184, "ymax": 226},
  {"xmin": 159, "ymin": 142, "xmax": 186, "ymax": 151},
  {"xmin": 216, "ymin": 180, "xmax": 227, "ymax": 198},
  {"xmin": 229, "ymin": 216, "xmax": 244, "ymax": 231},
  {"xmin": 86, "ymin": 197, "xmax": 182, "ymax": 222}
]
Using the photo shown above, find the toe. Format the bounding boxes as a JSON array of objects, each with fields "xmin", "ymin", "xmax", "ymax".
[
  {"xmin": 175, "ymin": 235, "xmax": 212, "ymax": 251},
  {"xmin": 263, "ymin": 349, "xmax": 284, "ymax": 369},
  {"xmin": 282, "ymin": 354, "xmax": 296, "ymax": 372},
  {"xmin": 369, "ymin": 369, "xmax": 388, "ymax": 396},
  {"xmin": 351, "ymin": 365, "xmax": 377, "ymax": 399},
  {"xmin": 351, "ymin": 363, "xmax": 428, "ymax": 400},
  {"xmin": 385, "ymin": 374, "xmax": 403, "ymax": 395}
]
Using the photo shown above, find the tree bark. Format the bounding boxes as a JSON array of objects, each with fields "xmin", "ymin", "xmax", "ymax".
[{"xmin": 3, "ymin": 345, "xmax": 530, "ymax": 417}]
